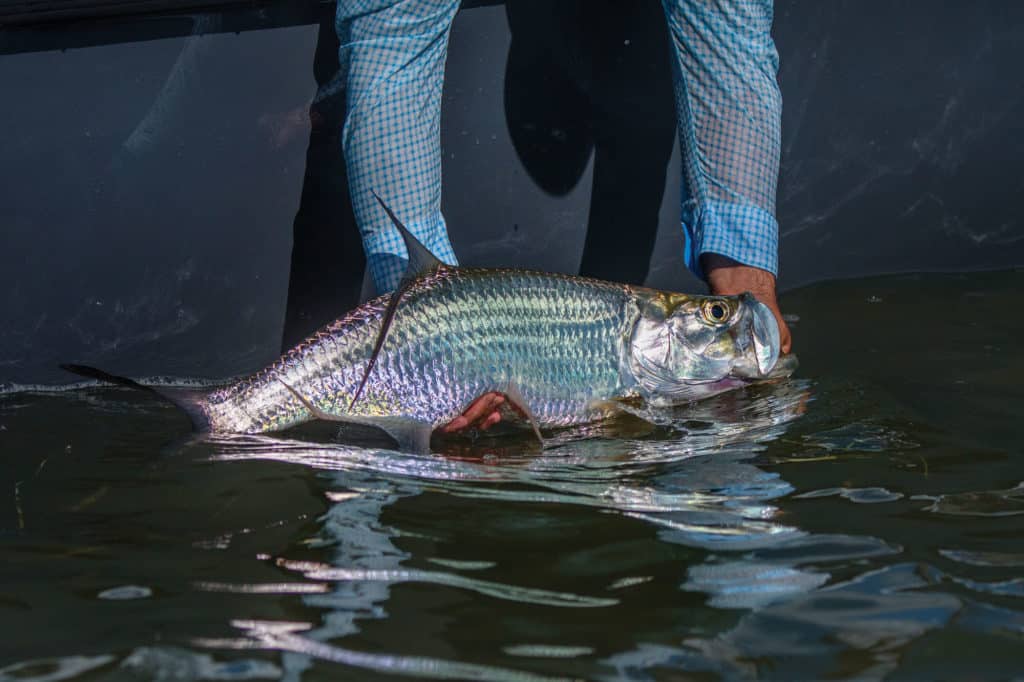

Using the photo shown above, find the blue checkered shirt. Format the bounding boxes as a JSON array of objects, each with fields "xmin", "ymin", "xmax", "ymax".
[{"xmin": 337, "ymin": 0, "xmax": 781, "ymax": 293}]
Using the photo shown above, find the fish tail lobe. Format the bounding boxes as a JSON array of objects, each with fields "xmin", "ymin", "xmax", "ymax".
[{"xmin": 60, "ymin": 363, "xmax": 213, "ymax": 433}]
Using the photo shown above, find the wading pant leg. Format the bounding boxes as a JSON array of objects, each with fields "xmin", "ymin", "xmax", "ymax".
[
  {"xmin": 660, "ymin": 0, "xmax": 783, "ymax": 280},
  {"xmin": 336, "ymin": 0, "xmax": 461, "ymax": 294}
]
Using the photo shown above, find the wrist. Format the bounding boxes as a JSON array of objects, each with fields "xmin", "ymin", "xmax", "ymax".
[{"xmin": 701, "ymin": 253, "xmax": 777, "ymax": 298}]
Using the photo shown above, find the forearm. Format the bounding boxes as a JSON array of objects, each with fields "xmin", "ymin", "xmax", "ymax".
[
  {"xmin": 337, "ymin": 0, "xmax": 461, "ymax": 293},
  {"xmin": 661, "ymin": 0, "xmax": 782, "ymax": 279}
]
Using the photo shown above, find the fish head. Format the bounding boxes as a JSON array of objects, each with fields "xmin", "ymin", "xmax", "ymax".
[{"xmin": 626, "ymin": 291, "xmax": 787, "ymax": 402}]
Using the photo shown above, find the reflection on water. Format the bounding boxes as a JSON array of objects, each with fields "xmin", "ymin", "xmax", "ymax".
[
  {"xmin": 189, "ymin": 378, "xmax": 812, "ymax": 680},
  {"xmin": 607, "ymin": 563, "xmax": 962, "ymax": 680},
  {"xmin": 2, "ymin": 272, "xmax": 1024, "ymax": 680}
]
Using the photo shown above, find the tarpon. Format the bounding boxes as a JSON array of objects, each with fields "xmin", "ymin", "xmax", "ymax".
[{"xmin": 64, "ymin": 197, "xmax": 793, "ymax": 452}]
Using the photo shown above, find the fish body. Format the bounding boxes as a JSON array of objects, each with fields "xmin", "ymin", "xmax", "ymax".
[
  {"xmin": 205, "ymin": 267, "xmax": 636, "ymax": 434},
  {"xmin": 198, "ymin": 265, "xmax": 782, "ymax": 442},
  {"xmin": 63, "ymin": 198, "xmax": 788, "ymax": 451}
]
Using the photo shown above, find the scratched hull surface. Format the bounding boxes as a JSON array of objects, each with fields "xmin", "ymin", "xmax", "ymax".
[{"xmin": 205, "ymin": 268, "xmax": 636, "ymax": 433}]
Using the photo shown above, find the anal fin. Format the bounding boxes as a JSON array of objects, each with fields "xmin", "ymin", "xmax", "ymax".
[
  {"xmin": 360, "ymin": 416, "xmax": 433, "ymax": 455},
  {"xmin": 279, "ymin": 380, "xmax": 433, "ymax": 454}
]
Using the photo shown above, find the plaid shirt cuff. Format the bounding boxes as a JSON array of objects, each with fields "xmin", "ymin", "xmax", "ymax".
[{"xmin": 681, "ymin": 198, "xmax": 779, "ymax": 281}]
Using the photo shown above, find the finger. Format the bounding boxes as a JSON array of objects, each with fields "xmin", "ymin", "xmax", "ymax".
[
  {"xmin": 479, "ymin": 411, "xmax": 502, "ymax": 431},
  {"xmin": 771, "ymin": 309, "xmax": 792, "ymax": 354},
  {"xmin": 780, "ymin": 324, "xmax": 792, "ymax": 354},
  {"xmin": 440, "ymin": 393, "xmax": 506, "ymax": 433},
  {"xmin": 439, "ymin": 416, "xmax": 469, "ymax": 433},
  {"xmin": 462, "ymin": 392, "xmax": 505, "ymax": 424}
]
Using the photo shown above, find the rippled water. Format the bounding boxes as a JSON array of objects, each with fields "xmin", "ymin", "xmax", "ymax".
[{"xmin": 2, "ymin": 271, "xmax": 1023, "ymax": 680}]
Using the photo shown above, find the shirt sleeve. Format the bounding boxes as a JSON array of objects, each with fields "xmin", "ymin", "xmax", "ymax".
[
  {"xmin": 660, "ymin": 0, "xmax": 782, "ymax": 279},
  {"xmin": 336, "ymin": 0, "xmax": 461, "ymax": 294}
]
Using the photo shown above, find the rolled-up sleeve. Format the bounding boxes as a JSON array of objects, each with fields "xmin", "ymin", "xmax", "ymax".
[{"xmin": 660, "ymin": 0, "xmax": 782, "ymax": 279}]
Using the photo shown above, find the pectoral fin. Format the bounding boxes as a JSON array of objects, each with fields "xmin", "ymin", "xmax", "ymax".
[
  {"xmin": 279, "ymin": 380, "xmax": 345, "ymax": 422},
  {"xmin": 590, "ymin": 397, "xmax": 654, "ymax": 423},
  {"xmin": 501, "ymin": 382, "xmax": 543, "ymax": 444}
]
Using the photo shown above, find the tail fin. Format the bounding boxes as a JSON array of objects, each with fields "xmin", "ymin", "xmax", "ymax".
[{"xmin": 60, "ymin": 364, "xmax": 213, "ymax": 433}]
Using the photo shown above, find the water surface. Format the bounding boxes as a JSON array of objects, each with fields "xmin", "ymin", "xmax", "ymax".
[{"xmin": 2, "ymin": 270, "xmax": 1023, "ymax": 680}]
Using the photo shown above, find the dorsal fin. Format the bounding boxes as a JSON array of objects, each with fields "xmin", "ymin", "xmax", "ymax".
[
  {"xmin": 372, "ymin": 191, "xmax": 443, "ymax": 281},
  {"xmin": 350, "ymin": 193, "xmax": 446, "ymax": 411}
]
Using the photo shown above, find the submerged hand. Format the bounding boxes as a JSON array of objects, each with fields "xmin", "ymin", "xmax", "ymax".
[
  {"xmin": 439, "ymin": 392, "xmax": 505, "ymax": 433},
  {"xmin": 702, "ymin": 254, "xmax": 792, "ymax": 354}
]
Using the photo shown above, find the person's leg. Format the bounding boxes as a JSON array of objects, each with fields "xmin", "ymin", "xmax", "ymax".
[
  {"xmin": 337, "ymin": 0, "xmax": 461, "ymax": 294},
  {"xmin": 659, "ymin": 0, "xmax": 782, "ymax": 280},
  {"xmin": 282, "ymin": 8, "xmax": 365, "ymax": 351},
  {"xmin": 576, "ymin": 0, "xmax": 676, "ymax": 285},
  {"xmin": 503, "ymin": 1, "xmax": 594, "ymax": 198}
]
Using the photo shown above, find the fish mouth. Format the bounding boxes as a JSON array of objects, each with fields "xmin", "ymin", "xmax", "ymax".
[{"xmin": 730, "ymin": 294, "xmax": 781, "ymax": 380}]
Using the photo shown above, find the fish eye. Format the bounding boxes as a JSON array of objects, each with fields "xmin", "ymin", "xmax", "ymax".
[{"xmin": 701, "ymin": 300, "xmax": 732, "ymax": 325}]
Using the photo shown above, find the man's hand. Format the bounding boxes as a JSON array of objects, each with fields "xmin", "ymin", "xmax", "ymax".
[
  {"xmin": 702, "ymin": 254, "xmax": 792, "ymax": 355},
  {"xmin": 439, "ymin": 392, "xmax": 505, "ymax": 433}
]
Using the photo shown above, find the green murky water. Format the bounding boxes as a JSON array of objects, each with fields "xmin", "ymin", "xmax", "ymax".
[{"xmin": 2, "ymin": 270, "xmax": 1024, "ymax": 680}]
